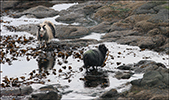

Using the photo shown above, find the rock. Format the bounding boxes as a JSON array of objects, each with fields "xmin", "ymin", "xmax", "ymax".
[
  {"xmin": 29, "ymin": 85, "xmax": 62, "ymax": 100},
  {"xmin": 134, "ymin": 20, "xmax": 156, "ymax": 32},
  {"xmin": 1, "ymin": 86, "xmax": 33, "ymax": 96},
  {"xmin": 101, "ymin": 30, "xmax": 139, "ymax": 39},
  {"xmin": 159, "ymin": 26, "xmax": 169, "ymax": 37},
  {"xmin": 56, "ymin": 1, "xmax": 103, "ymax": 26},
  {"xmin": 100, "ymin": 89, "xmax": 119, "ymax": 99},
  {"xmin": 50, "ymin": 39, "xmax": 98, "ymax": 48},
  {"xmin": 108, "ymin": 21, "xmax": 133, "ymax": 32},
  {"xmin": 124, "ymin": 14, "xmax": 153, "ymax": 25},
  {"xmin": 147, "ymin": 28, "xmax": 160, "ymax": 35},
  {"xmin": 117, "ymin": 64, "xmax": 134, "ymax": 70},
  {"xmin": 131, "ymin": 70, "xmax": 169, "ymax": 88},
  {"xmin": 16, "ymin": 24, "xmax": 38, "ymax": 35},
  {"xmin": 90, "ymin": 21, "xmax": 112, "ymax": 33},
  {"xmin": 133, "ymin": 2, "xmax": 158, "ymax": 14},
  {"xmin": 116, "ymin": 36, "xmax": 142, "ymax": 45},
  {"xmin": 148, "ymin": 9, "xmax": 169, "ymax": 24},
  {"xmin": 55, "ymin": 25, "xmax": 90, "ymax": 39},
  {"xmin": 0, "ymin": 0, "xmax": 19, "ymax": 10},
  {"xmin": 153, "ymin": 3, "xmax": 169, "ymax": 12},
  {"xmin": 92, "ymin": 2, "xmax": 131, "ymax": 23},
  {"xmin": 137, "ymin": 35, "xmax": 166, "ymax": 50},
  {"xmin": 114, "ymin": 71, "xmax": 134, "ymax": 79},
  {"xmin": 55, "ymin": 13, "xmax": 85, "ymax": 24},
  {"xmin": 30, "ymin": 91, "xmax": 61, "ymax": 100},
  {"xmin": 134, "ymin": 60, "xmax": 167, "ymax": 73},
  {"xmin": 13, "ymin": 5, "xmax": 59, "ymax": 18}
]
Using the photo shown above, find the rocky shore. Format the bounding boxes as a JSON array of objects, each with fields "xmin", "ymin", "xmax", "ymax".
[{"xmin": 1, "ymin": 1, "xmax": 169, "ymax": 100}]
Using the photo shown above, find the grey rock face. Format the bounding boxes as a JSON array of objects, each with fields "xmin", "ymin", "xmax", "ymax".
[{"xmin": 13, "ymin": 5, "xmax": 59, "ymax": 18}]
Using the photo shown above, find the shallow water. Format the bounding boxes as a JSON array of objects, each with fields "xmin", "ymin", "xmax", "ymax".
[{"xmin": 1, "ymin": 3, "xmax": 169, "ymax": 100}]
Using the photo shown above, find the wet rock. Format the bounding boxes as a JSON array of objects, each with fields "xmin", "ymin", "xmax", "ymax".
[
  {"xmin": 55, "ymin": 25, "xmax": 90, "ymax": 39},
  {"xmin": 50, "ymin": 39, "xmax": 98, "ymax": 48},
  {"xmin": 148, "ymin": 9, "xmax": 169, "ymax": 24},
  {"xmin": 116, "ymin": 35, "xmax": 166, "ymax": 51},
  {"xmin": 134, "ymin": 20, "xmax": 156, "ymax": 32},
  {"xmin": 92, "ymin": 2, "xmax": 131, "ymax": 23},
  {"xmin": 137, "ymin": 34, "xmax": 166, "ymax": 50},
  {"xmin": 30, "ymin": 91, "xmax": 61, "ymax": 100},
  {"xmin": 153, "ymin": 3, "xmax": 169, "ymax": 12},
  {"xmin": 56, "ymin": 1, "xmax": 103, "ymax": 26},
  {"xmin": 114, "ymin": 71, "xmax": 134, "ymax": 79},
  {"xmin": 147, "ymin": 28, "xmax": 160, "ymax": 35},
  {"xmin": 116, "ymin": 36, "xmax": 142, "ymax": 45},
  {"xmin": 1, "ymin": 86, "xmax": 33, "ymax": 96},
  {"xmin": 108, "ymin": 21, "xmax": 133, "ymax": 32},
  {"xmin": 117, "ymin": 64, "xmax": 134, "ymax": 70},
  {"xmin": 134, "ymin": 60, "xmax": 167, "ymax": 73},
  {"xmin": 29, "ymin": 85, "xmax": 61, "ymax": 100},
  {"xmin": 126, "ymin": 86, "xmax": 169, "ymax": 100},
  {"xmin": 159, "ymin": 26, "xmax": 169, "ymax": 37},
  {"xmin": 101, "ymin": 30, "xmax": 139, "ymax": 39},
  {"xmin": 99, "ymin": 89, "xmax": 119, "ymax": 99},
  {"xmin": 131, "ymin": 70, "xmax": 169, "ymax": 88},
  {"xmin": 133, "ymin": 2, "xmax": 161, "ymax": 14},
  {"xmin": 13, "ymin": 5, "xmax": 59, "ymax": 18},
  {"xmin": 90, "ymin": 21, "xmax": 112, "ymax": 33},
  {"xmin": 124, "ymin": 14, "xmax": 153, "ymax": 25},
  {"xmin": 0, "ymin": 0, "xmax": 19, "ymax": 10},
  {"xmin": 16, "ymin": 24, "xmax": 38, "ymax": 35}
]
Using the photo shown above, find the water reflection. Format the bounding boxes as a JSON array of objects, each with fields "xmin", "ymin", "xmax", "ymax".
[
  {"xmin": 84, "ymin": 69, "xmax": 109, "ymax": 88},
  {"xmin": 37, "ymin": 51, "xmax": 56, "ymax": 73}
]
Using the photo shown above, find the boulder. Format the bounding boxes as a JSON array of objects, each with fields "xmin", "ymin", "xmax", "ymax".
[
  {"xmin": 137, "ymin": 35, "xmax": 166, "ymax": 49},
  {"xmin": 101, "ymin": 30, "xmax": 139, "ymax": 39},
  {"xmin": 159, "ymin": 26, "xmax": 169, "ymax": 37},
  {"xmin": 56, "ymin": 1, "xmax": 103, "ymax": 26},
  {"xmin": 134, "ymin": 60, "xmax": 167, "ymax": 73},
  {"xmin": 148, "ymin": 9, "xmax": 169, "ymax": 24},
  {"xmin": 107, "ymin": 21, "xmax": 133, "ymax": 33},
  {"xmin": 1, "ymin": 86, "xmax": 33, "ymax": 96},
  {"xmin": 13, "ymin": 5, "xmax": 59, "ymax": 18},
  {"xmin": 30, "ymin": 91, "xmax": 61, "ymax": 100},
  {"xmin": 114, "ymin": 71, "xmax": 134, "ymax": 79},
  {"xmin": 100, "ymin": 89, "xmax": 119, "ymax": 99},
  {"xmin": 134, "ymin": 20, "xmax": 156, "ymax": 32},
  {"xmin": 55, "ymin": 25, "xmax": 90, "ymax": 39},
  {"xmin": 131, "ymin": 70, "xmax": 169, "ymax": 88},
  {"xmin": 0, "ymin": 0, "xmax": 19, "ymax": 10},
  {"xmin": 90, "ymin": 21, "xmax": 112, "ymax": 33}
]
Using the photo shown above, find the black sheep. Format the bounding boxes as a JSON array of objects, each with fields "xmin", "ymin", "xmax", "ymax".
[{"xmin": 83, "ymin": 44, "xmax": 108, "ymax": 71}]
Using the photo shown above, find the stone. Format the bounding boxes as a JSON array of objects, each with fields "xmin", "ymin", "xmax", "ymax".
[
  {"xmin": 133, "ymin": 2, "xmax": 165, "ymax": 14},
  {"xmin": 101, "ymin": 30, "xmax": 139, "ymax": 39},
  {"xmin": 100, "ymin": 89, "xmax": 118, "ymax": 98},
  {"xmin": 147, "ymin": 9, "xmax": 169, "ymax": 23},
  {"xmin": 117, "ymin": 64, "xmax": 134, "ymax": 70},
  {"xmin": 90, "ymin": 21, "xmax": 112, "ymax": 33},
  {"xmin": 134, "ymin": 60, "xmax": 167, "ymax": 73},
  {"xmin": 114, "ymin": 71, "xmax": 134, "ymax": 79},
  {"xmin": 134, "ymin": 20, "xmax": 156, "ymax": 32},
  {"xmin": 13, "ymin": 5, "xmax": 59, "ymax": 18},
  {"xmin": 137, "ymin": 35, "xmax": 166, "ymax": 50},
  {"xmin": 1, "ymin": 86, "xmax": 33, "ymax": 96},
  {"xmin": 159, "ymin": 26, "xmax": 169, "ymax": 37},
  {"xmin": 55, "ymin": 25, "xmax": 90, "ymax": 39},
  {"xmin": 131, "ymin": 70, "xmax": 169, "ymax": 88},
  {"xmin": 30, "ymin": 91, "xmax": 61, "ymax": 100},
  {"xmin": 147, "ymin": 28, "xmax": 160, "ymax": 35}
]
